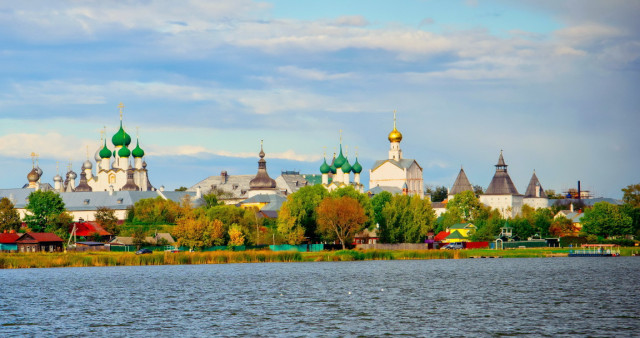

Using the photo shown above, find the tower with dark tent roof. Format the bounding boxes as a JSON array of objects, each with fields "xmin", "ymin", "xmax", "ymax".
[
  {"xmin": 523, "ymin": 170, "xmax": 549, "ymax": 209},
  {"xmin": 479, "ymin": 151, "xmax": 523, "ymax": 218},
  {"xmin": 448, "ymin": 167, "xmax": 474, "ymax": 201}
]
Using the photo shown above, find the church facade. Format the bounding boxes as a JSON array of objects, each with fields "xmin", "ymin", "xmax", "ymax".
[{"xmin": 368, "ymin": 112, "xmax": 424, "ymax": 197}]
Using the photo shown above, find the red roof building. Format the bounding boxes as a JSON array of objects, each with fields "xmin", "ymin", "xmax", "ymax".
[
  {"xmin": 434, "ymin": 231, "xmax": 451, "ymax": 242},
  {"xmin": 0, "ymin": 232, "xmax": 20, "ymax": 244},
  {"xmin": 73, "ymin": 222, "xmax": 111, "ymax": 237}
]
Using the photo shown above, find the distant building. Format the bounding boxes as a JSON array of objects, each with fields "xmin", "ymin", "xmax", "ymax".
[
  {"xmin": 0, "ymin": 188, "xmax": 202, "ymax": 221},
  {"xmin": 448, "ymin": 167, "xmax": 474, "ymax": 201},
  {"xmin": 479, "ymin": 151, "xmax": 523, "ymax": 218},
  {"xmin": 369, "ymin": 111, "xmax": 424, "ymax": 197},
  {"xmin": 522, "ymin": 170, "xmax": 549, "ymax": 209}
]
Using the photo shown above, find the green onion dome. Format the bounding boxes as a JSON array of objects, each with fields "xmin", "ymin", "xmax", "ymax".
[
  {"xmin": 99, "ymin": 140, "xmax": 112, "ymax": 159},
  {"xmin": 320, "ymin": 158, "xmax": 330, "ymax": 174},
  {"xmin": 334, "ymin": 145, "xmax": 346, "ymax": 168},
  {"xmin": 118, "ymin": 145, "xmax": 131, "ymax": 158},
  {"xmin": 341, "ymin": 158, "xmax": 352, "ymax": 173},
  {"xmin": 352, "ymin": 157, "xmax": 362, "ymax": 174},
  {"xmin": 329, "ymin": 162, "xmax": 337, "ymax": 174},
  {"xmin": 112, "ymin": 121, "xmax": 132, "ymax": 147},
  {"xmin": 132, "ymin": 139, "xmax": 145, "ymax": 158}
]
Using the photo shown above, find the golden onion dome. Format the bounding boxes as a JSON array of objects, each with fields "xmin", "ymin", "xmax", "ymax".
[{"xmin": 388, "ymin": 127, "xmax": 403, "ymax": 142}]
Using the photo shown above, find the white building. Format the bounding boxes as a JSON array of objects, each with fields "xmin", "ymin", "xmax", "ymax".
[
  {"xmin": 369, "ymin": 112, "xmax": 424, "ymax": 197},
  {"xmin": 479, "ymin": 151, "xmax": 523, "ymax": 218},
  {"xmin": 523, "ymin": 171, "xmax": 549, "ymax": 209}
]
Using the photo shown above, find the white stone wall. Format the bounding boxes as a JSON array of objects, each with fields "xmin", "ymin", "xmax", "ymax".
[
  {"xmin": 523, "ymin": 197, "xmax": 549, "ymax": 210},
  {"xmin": 480, "ymin": 194, "xmax": 524, "ymax": 218},
  {"xmin": 369, "ymin": 161, "xmax": 423, "ymax": 197}
]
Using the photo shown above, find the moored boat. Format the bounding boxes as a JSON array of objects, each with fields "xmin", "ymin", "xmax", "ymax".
[{"xmin": 569, "ymin": 244, "xmax": 620, "ymax": 257}]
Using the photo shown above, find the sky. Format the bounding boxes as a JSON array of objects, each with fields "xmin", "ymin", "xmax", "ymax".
[{"xmin": 0, "ymin": 0, "xmax": 638, "ymax": 198}]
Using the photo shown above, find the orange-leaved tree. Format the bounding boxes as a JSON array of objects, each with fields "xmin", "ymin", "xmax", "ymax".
[
  {"xmin": 316, "ymin": 196, "xmax": 368, "ymax": 249},
  {"xmin": 172, "ymin": 216, "xmax": 225, "ymax": 250}
]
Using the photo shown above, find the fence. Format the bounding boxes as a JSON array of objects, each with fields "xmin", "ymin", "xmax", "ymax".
[
  {"xmin": 491, "ymin": 240, "xmax": 548, "ymax": 249},
  {"xmin": 356, "ymin": 243, "xmax": 431, "ymax": 250},
  {"xmin": 269, "ymin": 244, "xmax": 325, "ymax": 252}
]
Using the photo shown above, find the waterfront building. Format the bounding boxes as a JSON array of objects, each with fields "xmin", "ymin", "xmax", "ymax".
[
  {"xmin": 368, "ymin": 111, "xmax": 424, "ymax": 197},
  {"xmin": 479, "ymin": 151, "xmax": 523, "ymax": 218}
]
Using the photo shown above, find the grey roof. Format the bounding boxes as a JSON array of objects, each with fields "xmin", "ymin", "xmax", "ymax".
[
  {"xmin": 275, "ymin": 173, "xmax": 310, "ymax": 194},
  {"xmin": 0, "ymin": 189, "xmax": 203, "ymax": 210},
  {"xmin": 189, "ymin": 174, "xmax": 254, "ymax": 200},
  {"xmin": 0, "ymin": 188, "xmax": 36, "ymax": 208},
  {"xmin": 449, "ymin": 168, "xmax": 473, "ymax": 195},
  {"xmin": 240, "ymin": 194, "xmax": 287, "ymax": 212},
  {"xmin": 523, "ymin": 171, "xmax": 547, "ymax": 198},
  {"xmin": 367, "ymin": 185, "xmax": 403, "ymax": 195},
  {"xmin": 484, "ymin": 153, "xmax": 521, "ymax": 196},
  {"xmin": 371, "ymin": 158, "xmax": 421, "ymax": 171}
]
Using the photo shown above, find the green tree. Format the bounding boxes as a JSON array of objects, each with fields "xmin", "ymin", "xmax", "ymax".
[
  {"xmin": 379, "ymin": 195, "xmax": 435, "ymax": 243},
  {"xmin": 473, "ymin": 185, "xmax": 484, "ymax": 195},
  {"xmin": 316, "ymin": 196, "xmax": 368, "ymax": 249},
  {"xmin": 24, "ymin": 191, "xmax": 67, "ymax": 232},
  {"xmin": 445, "ymin": 191, "xmax": 487, "ymax": 222},
  {"xmin": 276, "ymin": 185, "xmax": 328, "ymax": 241},
  {"xmin": 371, "ymin": 191, "xmax": 393, "ymax": 230},
  {"xmin": 95, "ymin": 206, "xmax": 119, "ymax": 236},
  {"xmin": 581, "ymin": 202, "xmax": 633, "ymax": 238},
  {"xmin": 620, "ymin": 204, "xmax": 640, "ymax": 237},
  {"xmin": 129, "ymin": 197, "xmax": 184, "ymax": 225},
  {"xmin": 0, "ymin": 197, "xmax": 21, "ymax": 232},
  {"xmin": 174, "ymin": 186, "xmax": 188, "ymax": 191},
  {"xmin": 532, "ymin": 208, "xmax": 553, "ymax": 238},
  {"xmin": 202, "ymin": 193, "xmax": 222, "ymax": 209},
  {"xmin": 45, "ymin": 212, "xmax": 74, "ymax": 241},
  {"xmin": 622, "ymin": 183, "xmax": 640, "ymax": 207},
  {"xmin": 430, "ymin": 186, "xmax": 448, "ymax": 203},
  {"xmin": 132, "ymin": 227, "xmax": 147, "ymax": 249}
]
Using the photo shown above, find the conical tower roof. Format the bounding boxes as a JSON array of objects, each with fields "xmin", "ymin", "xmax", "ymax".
[
  {"xmin": 484, "ymin": 152, "xmax": 520, "ymax": 196},
  {"xmin": 524, "ymin": 171, "xmax": 547, "ymax": 198},
  {"xmin": 450, "ymin": 167, "xmax": 473, "ymax": 195}
]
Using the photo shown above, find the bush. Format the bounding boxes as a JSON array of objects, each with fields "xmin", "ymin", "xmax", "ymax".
[{"xmin": 559, "ymin": 236, "xmax": 588, "ymax": 247}]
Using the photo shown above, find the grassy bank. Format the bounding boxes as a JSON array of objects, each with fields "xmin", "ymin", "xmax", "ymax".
[{"xmin": 1, "ymin": 247, "xmax": 638, "ymax": 269}]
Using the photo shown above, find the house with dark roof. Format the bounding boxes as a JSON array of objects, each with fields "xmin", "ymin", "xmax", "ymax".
[
  {"xmin": 443, "ymin": 223, "xmax": 476, "ymax": 243},
  {"xmin": 479, "ymin": 151, "xmax": 523, "ymax": 218},
  {"xmin": 16, "ymin": 233, "xmax": 64, "ymax": 252}
]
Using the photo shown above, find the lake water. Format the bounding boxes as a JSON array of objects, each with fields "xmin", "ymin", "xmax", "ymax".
[{"xmin": 1, "ymin": 257, "xmax": 639, "ymax": 337}]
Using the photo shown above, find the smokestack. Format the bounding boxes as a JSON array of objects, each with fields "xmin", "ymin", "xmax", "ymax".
[{"xmin": 577, "ymin": 180, "xmax": 581, "ymax": 200}]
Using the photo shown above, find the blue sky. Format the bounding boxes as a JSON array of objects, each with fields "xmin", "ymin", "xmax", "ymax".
[{"xmin": 0, "ymin": 0, "xmax": 638, "ymax": 198}]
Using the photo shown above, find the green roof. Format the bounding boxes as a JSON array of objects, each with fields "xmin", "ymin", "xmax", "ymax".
[
  {"xmin": 446, "ymin": 230, "xmax": 467, "ymax": 240},
  {"xmin": 449, "ymin": 223, "xmax": 475, "ymax": 230}
]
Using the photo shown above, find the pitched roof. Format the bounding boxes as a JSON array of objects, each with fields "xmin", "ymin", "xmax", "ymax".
[
  {"xmin": 371, "ymin": 158, "xmax": 421, "ymax": 171},
  {"xmin": 18, "ymin": 232, "xmax": 63, "ymax": 242},
  {"xmin": 0, "ymin": 233, "xmax": 20, "ymax": 243},
  {"xmin": 448, "ymin": 223, "xmax": 475, "ymax": 230},
  {"xmin": 484, "ymin": 153, "xmax": 520, "ymax": 196},
  {"xmin": 446, "ymin": 230, "xmax": 467, "ymax": 240},
  {"xmin": 450, "ymin": 168, "xmax": 473, "ymax": 195},
  {"xmin": 189, "ymin": 174, "xmax": 254, "ymax": 200},
  {"xmin": 367, "ymin": 185, "xmax": 403, "ymax": 196},
  {"xmin": 275, "ymin": 173, "xmax": 310, "ymax": 194},
  {"xmin": 74, "ymin": 222, "xmax": 111, "ymax": 237},
  {"xmin": 523, "ymin": 171, "xmax": 547, "ymax": 198},
  {"xmin": 434, "ymin": 231, "xmax": 450, "ymax": 241}
]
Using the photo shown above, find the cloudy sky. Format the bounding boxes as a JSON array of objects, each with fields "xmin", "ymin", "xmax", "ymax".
[{"xmin": 0, "ymin": 0, "xmax": 638, "ymax": 198}]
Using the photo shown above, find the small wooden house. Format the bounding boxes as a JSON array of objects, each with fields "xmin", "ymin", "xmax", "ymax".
[
  {"xmin": 0, "ymin": 232, "xmax": 20, "ymax": 252},
  {"xmin": 16, "ymin": 233, "xmax": 64, "ymax": 253}
]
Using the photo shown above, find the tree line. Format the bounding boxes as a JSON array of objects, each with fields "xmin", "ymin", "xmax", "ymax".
[{"xmin": 1, "ymin": 183, "xmax": 638, "ymax": 249}]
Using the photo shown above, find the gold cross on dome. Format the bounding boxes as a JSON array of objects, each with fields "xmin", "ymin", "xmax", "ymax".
[{"xmin": 118, "ymin": 102, "xmax": 125, "ymax": 120}]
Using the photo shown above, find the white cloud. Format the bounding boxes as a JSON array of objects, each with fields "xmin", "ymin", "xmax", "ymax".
[{"xmin": 277, "ymin": 66, "xmax": 353, "ymax": 81}]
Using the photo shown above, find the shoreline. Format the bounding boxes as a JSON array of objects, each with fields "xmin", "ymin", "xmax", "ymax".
[{"xmin": 1, "ymin": 248, "xmax": 637, "ymax": 269}]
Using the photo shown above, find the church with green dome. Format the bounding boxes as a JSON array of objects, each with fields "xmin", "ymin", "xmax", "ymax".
[
  {"xmin": 316, "ymin": 132, "xmax": 364, "ymax": 193},
  {"xmin": 74, "ymin": 103, "xmax": 154, "ymax": 192}
]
